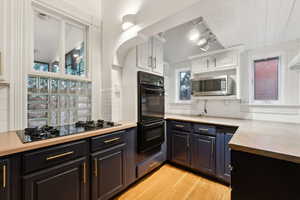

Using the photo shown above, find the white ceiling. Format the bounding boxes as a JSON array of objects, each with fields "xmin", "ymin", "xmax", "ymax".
[
  {"xmin": 163, "ymin": 18, "xmax": 223, "ymax": 64},
  {"xmin": 163, "ymin": 0, "xmax": 300, "ymax": 64}
]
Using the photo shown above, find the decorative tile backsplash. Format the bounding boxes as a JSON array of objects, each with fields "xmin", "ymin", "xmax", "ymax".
[{"xmin": 27, "ymin": 76, "xmax": 92, "ymax": 128}]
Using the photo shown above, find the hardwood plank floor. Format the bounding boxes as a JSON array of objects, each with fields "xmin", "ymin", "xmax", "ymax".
[{"xmin": 115, "ymin": 164, "xmax": 231, "ymax": 200}]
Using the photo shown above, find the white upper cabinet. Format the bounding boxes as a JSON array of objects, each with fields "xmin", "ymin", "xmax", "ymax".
[
  {"xmin": 214, "ymin": 50, "xmax": 238, "ymax": 68},
  {"xmin": 152, "ymin": 37, "xmax": 164, "ymax": 75},
  {"xmin": 136, "ymin": 36, "xmax": 164, "ymax": 75},
  {"xmin": 136, "ymin": 40, "xmax": 151, "ymax": 71}
]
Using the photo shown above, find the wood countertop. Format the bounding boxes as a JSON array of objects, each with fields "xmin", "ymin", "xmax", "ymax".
[
  {"xmin": 0, "ymin": 122, "xmax": 137, "ymax": 157},
  {"xmin": 166, "ymin": 114, "xmax": 300, "ymax": 164}
]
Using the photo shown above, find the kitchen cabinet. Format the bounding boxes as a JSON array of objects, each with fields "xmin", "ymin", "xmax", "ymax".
[
  {"xmin": 0, "ymin": 159, "xmax": 9, "ymax": 200},
  {"xmin": 216, "ymin": 126, "xmax": 237, "ymax": 183},
  {"xmin": 91, "ymin": 144, "xmax": 126, "ymax": 200},
  {"xmin": 23, "ymin": 157, "xmax": 89, "ymax": 200},
  {"xmin": 136, "ymin": 36, "xmax": 164, "ymax": 75},
  {"xmin": 170, "ymin": 130, "xmax": 190, "ymax": 167},
  {"xmin": 191, "ymin": 134, "xmax": 216, "ymax": 176},
  {"xmin": 214, "ymin": 51, "xmax": 238, "ymax": 68},
  {"xmin": 167, "ymin": 120, "xmax": 236, "ymax": 183}
]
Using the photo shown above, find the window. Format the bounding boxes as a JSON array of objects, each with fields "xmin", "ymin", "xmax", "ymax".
[
  {"xmin": 28, "ymin": 9, "xmax": 91, "ymax": 128},
  {"xmin": 178, "ymin": 70, "xmax": 191, "ymax": 101},
  {"xmin": 253, "ymin": 57, "xmax": 279, "ymax": 102},
  {"xmin": 33, "ymin": 10, "xmax": 87, "ymax": 77}
]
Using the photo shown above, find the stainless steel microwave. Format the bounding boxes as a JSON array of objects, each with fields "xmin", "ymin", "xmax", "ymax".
[{"xmin": 191, "ymin": 75, "xmax": 233, "ymax": 96}]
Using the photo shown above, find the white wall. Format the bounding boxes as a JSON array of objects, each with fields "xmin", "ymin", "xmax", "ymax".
[
  {"xmin": 166, "ymin": 40, "xmax": 300, "ymax": 123},
  {"xmin": 102, "ymin": 0, "xmax": 201, "ymax": 120}
]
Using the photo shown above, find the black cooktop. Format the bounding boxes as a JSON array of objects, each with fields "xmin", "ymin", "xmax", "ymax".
[{"xmin": 17, "ymin": 120, "xmax": 120, "ymax": 143}]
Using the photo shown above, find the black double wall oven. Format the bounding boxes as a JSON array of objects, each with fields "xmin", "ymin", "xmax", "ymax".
[{"xmin": 138, "ymin": 71, "xmax": 165, "ymax": 152}]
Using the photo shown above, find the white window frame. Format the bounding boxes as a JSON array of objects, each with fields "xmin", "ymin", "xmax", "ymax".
[
  {"xmin": 29, "ymin": 7, "xmax": 91, "ymax": 82},
  {"xmin": 175, "ymin": 68, "xmax": 192, "ymax": 103},
  {"xmin": 249, "ymin": 52, "xmax": 284, "ymax": 105}
]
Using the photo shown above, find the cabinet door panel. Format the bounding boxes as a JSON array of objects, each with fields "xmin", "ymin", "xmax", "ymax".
[
  {"xmin": 224, "ymin": 133, "xmax": 234, "ymax": 181},
  {"xmin": 92, "ymin": 144, "xmax": 126, "ymax": 200},
  {"xmin": 136, "ymin": 41, "xmax": 151, "ymax": 70},
  {"xmin": 171, "ymin": 131, "xmax": 190, "ymax": 167},
  {"xmin": 191, "ymin": 134, "xmax": 216, "ymax": 175},
  {"xmin": 23, "ymin": 157, "xmax": 88, "ymax": 200},
  {"xmin": 0, "ymin": 159, "xmax": 9, "ymax": 200},
  {"xmin": 152, "ymin": 38, "xmax": 164, "ymax": 75},
  {"xmin": 215, "ymin": 51, "xmax": 238, "ymax": 68}
]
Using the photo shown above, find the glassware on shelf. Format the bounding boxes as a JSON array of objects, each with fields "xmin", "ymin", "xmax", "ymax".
[
  {"xmin": 77, "ymin": 109, "xmax": 91, "ymax": 117},
  {"xmin": 39, "ymin": 77, "xmax": 49, "ymax": 93},
  {"xmin": 78, "ymin": 96, "xmax": 90, "ymax": 103},
  {"xmin": 28, "ymin": 119, "xmax": 48, "ymax": 128},
  {"xmin": 80, "ymin": 82, "xmax": 88, "ymax": 95},
  {"xmin": 59, "ymin": 80, "xmax": 68, "ymax": 93},
  {"xmin": 78, "ymin": 103, "xmax": 88, "ymax": 109},
  {"xmin": 28, "ymin": 111, "xmax": 48, "ymax": 119},
  {"xmin": 50, "ymin": 79, "xmax": 59, "ymax": 93},
  {"xmin": 28, "ymin": 76, "xmax": 38, "ymax": 93},
  {"xmin": 28, "ymin": 94, "xmax": 48, "ymax": 102},
  {"xmin": 49, "ymin": 95, "xmax": 59, "ymax": 109},
  {"xmin": 87, "ymin": 82, "xmax": 92, "ymax": 96}
]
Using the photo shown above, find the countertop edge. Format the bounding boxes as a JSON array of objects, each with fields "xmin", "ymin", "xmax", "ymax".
[{"xmin": 0, "ymin": 123, "xmax": 137, "ymax": 157}]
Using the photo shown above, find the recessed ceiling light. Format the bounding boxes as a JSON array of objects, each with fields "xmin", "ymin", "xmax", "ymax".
[
  {"xmin": 197, "ymin": 38, "xmax": 208, "ymax": 47},
  {"xmin": 189, "ymin": 28, "xmax": 200, "ymax": 42}
]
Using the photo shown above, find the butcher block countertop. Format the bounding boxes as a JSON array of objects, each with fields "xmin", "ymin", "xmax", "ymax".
[
  {"xmin": 166, "ymin": 114, "xmax": 300, "ymax": 164},
  {"xmin": 0, "ymin": 122, "xmax": 136, "ymax": 157}
]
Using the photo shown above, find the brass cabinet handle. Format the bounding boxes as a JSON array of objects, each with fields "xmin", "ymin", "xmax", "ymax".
[
  {"xmin": 83, "ymin": 162, "xmax": 87, "ymax": 184},
  {"xmin": 3, "ymin": 164, "xmax": 6, "ymax": 189},
  {"xmin": 198, "ymin": 128, "xmax": 209, "ymax": 132},
  {"xmin": 46, "ymin": 151, "xmax": 74, "ymax": 161},
  {"xmin": 175, "ymin": 124, "xmax": 184, "ymax": 128},
  {"xmin": 104, "ymin": 137, "xmax": 120, "ymax": 144},
  {"xmin": 94, "ymin": 159, "xmax": 98, "ymax": 177}
]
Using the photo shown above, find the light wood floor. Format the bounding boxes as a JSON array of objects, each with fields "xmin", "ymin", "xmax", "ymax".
[{"xmin": 115, "ymin": 164, "xmax": 231, "ymax": 200}]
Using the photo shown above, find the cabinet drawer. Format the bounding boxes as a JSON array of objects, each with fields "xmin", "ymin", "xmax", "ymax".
[
  {"xmin": 91, "ymin": 131, "xmax": 126, "ymax": 152},
  {"xmin": 193, "ymin": 124, "xmax": 216, "ymax": 136},
  {"xmin": 171, "ymin": 121, "xmax": 192, "ymax": 132},
  {"xmin": 137, "ymin": 151, "xmax": 164, "ymax": 178},
  {"xmin": 23, "ymin": 140, "xmax": 88, "ymax": 174}
]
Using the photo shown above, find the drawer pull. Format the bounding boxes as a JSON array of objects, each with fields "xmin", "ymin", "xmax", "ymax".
[
  {"xmin": 83, "ymin": 162, "xmax": 87, "ymax": 184},
  {"xmin": 198, "ymin": 128, "xmax": 209, "ymax": 132},
  {"xmin": 104, "ymin": 137, "xmax": 120, "ymax": 143},
  {"xmin": 46, "ymin": 151, "xmax": 74, "ymax": 161},
  {"xmin": 175, "ymin": 124, "xmax": 184, "ymax": 128},
  {"xmin": 94, "ymin": 159, "xmax": 98, "ymax": 177},
  {"xmin": 3, "ymin": 164, "xmax": 6, "ymax": 188}
]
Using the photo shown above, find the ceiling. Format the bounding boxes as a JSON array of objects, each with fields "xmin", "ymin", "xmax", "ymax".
[
  {"xmin": 163, "ymin": 18, "xmax": 223, "ymax": 64},
  {"xmin": 163, "ymin": 0, "xmax": 300, "ymax": 64}
]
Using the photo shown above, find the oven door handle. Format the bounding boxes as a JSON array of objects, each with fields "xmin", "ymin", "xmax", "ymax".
[
  {"xmin": 142, "ymin": 87, "xmax": 165, "ymax": 92},
  {"xmin": 143, "ymin": 121, "xmax": 165, "ymax": 128}
]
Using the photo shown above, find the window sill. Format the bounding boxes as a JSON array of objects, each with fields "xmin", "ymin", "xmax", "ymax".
[{"xmin": 245, "ymin": 104, "xmax": 300, "ymax": 108}]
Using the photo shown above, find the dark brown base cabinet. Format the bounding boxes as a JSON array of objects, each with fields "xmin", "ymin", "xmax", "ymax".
[
  {"xmin": 170, "ymin": 130, "xmax": 190, "ymax": 167},
  {"xmin": 167, "ymin": 120, "xmax": 236, "ymax": 184},
  {"xmin": 0, "ymin": 159, "xmax": 10, "ymax": 200},
  {"xmin": 91, "ymin": 144, "xmax": 126, "ymax": 200},
  {"xmin": 231, "ymin": 150, "xmax": 300, "ymax": 200},
  {"xmin": 23, "ymin": 157, "xmax": 89, "ymax": 200}
]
